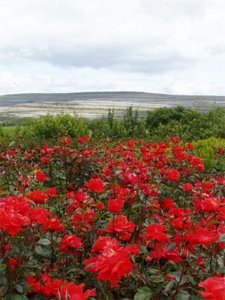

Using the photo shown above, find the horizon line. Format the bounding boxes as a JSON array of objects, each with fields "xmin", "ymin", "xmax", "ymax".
[{"xmin": 1, "ymin": 90, "xmax": 225, "ymax": 98}]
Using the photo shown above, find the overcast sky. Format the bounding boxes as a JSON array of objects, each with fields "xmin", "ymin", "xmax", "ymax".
[{"xmin": 0, "ymin": 0, "xmax": 225, "ymax": 95}]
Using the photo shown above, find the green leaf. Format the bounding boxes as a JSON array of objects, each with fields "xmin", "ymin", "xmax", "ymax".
[
  {"xmin": 139, "ymin": 245, "xmax": 148, "ymax": 255},
  {"xmin": 190, "ymin": 295, "xmax": 202, "ymax": 300},
  {"xmin": 4, "ymin": 293, "xmax": 29, "ymax": 300},
  {"xmin": 139, "ymin": 193, "xmax": 145, "ymax": 201},
  {"xmin": 150, "ymin": 275, "xmax": 164, "ymax": 283},
  {"xmin": 134, "ymin": 286, "xmax": 153, "ymax": 300},
  {"xmin": 0, "ymin": 284, "xmax": 8, "ymax": 294},
  {"xmin": 170, "ymin": 271, "xmax": 181, "ymax": 282},
  {"xmin": 164, "ymin": 280, "xmax": 175, "ymax": 293},
  {"xmin": 175, "ymin": 290, "xmax": 191, "ymax": 300},
  {"xmin": 15, "ymin": 284, "xmax": 23, "ymax": 294},
  {"xmin": 9, "ymin": 141, "xmax": 16, "ymax": 147},
  {"xmin": 148, "ymin": 268, "xmax": 159, "ymax": 275},
  {"xmin": 0, "ymin": 275, "xmax": 7, "ymax": 285},
  {"xmin": 219, "ymin": 234, "xmax": 225, "ymax": 242},
  {"xmin": 38, "ymin": 238, "xmax": 51, "ymax": 246},
  {"xmin": 28, "ymin": 295, "xmax": 47, "ymax": 300},
  {"xmin": 218, "ymin": 266, "xmax": 225, "ymax": 274},
  {"xmin": 0, "ymin": 263, "xmax": 6, "ymax": 271},
  {"xmin": 166, "ymin": 242, "xmax": 176, "ymax": 251},
  {"xmin": 66, "ymin": 268, "xmax": 78, "ymax": 274},
  {"xmin": 35, "ymin": 245, "xmax": 51, "ymax": 258}
]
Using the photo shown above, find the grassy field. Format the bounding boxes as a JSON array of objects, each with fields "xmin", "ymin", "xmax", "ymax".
[{"xmin": 2, "ymin": 125, "xmax": 20, "ymax": 137}]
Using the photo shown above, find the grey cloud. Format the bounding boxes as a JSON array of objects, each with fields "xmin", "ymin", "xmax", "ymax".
[
  {"xmin": 0, "ymin": 45, "xmax": 196, "ymax": 76},
  {"xmin": 45, "ymin": 47, "xmax": 197, "ymax": 75},
  {"xmin": 0, "ymin": 46, "xmax": 124, "ymax": 69},
  {"xmin": 40, "ymin": 48, "xmax": 124, "ymax": 69},
  {"xmin": 0, "ymin": 0, "xmax": 225, "ymax": 95}
]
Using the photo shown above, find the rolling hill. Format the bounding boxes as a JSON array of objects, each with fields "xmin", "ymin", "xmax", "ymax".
[{"xmin": 0, "ymin": 91, "xmax": 224, "ymax": 119}]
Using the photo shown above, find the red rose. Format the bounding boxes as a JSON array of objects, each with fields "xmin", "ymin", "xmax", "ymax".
[
  {"xmin": 60, "ymin": 283, "xmax": 95, "ymax": 300},
  {"xmin": 84, "ymin": 237, "xmax": 134, "ymax": 288},
  {"xmin": 9, "ymin": 258, "xmax": 17, "ymax": 270},
  {"xmin": 27, "ymin": 190, "xmax": 48, "ymax": 204},
  {"xmin": 143, "ymin": 223, "xmax": 169, "ymax": 243},
  {"xmin": 106, "ymin": 215, "xmax": 135, "ymax": 241},
  {"xmin": 108, "ymin": 196, "xmax": 124, "ymax": 214},
  {"xmin": 199, "ymin": 275, "xmax": 225, "ymax": 300},
  {"xmin": 185, "ymin": 226, "xmax": 219, "ymax": 246},
  {"xmin": 167, "ymin": 169, "xmax": 180, "ymax": 182},
  {"xmin": 59, "ymin": 234, "xmax": 83, "ymax": 253},
  {"xmin": 45, "ymin": 187, "xmax": 57, "ymax": 197},
  {"xmin": 182, "ymin": 183, "xmax": 193, "ymax": 192},
  {"xmin": 35, "ymin": 170, "xmax": 48, "ymax": 182},
  {"xmin": 85, "ymin": 178, "xmax": 106, "ymax": 193}
]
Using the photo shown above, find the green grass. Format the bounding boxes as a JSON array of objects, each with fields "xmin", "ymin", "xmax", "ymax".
[{"xmin": 2, "ymin": 126, "xmax": 19, "ymax": 136}]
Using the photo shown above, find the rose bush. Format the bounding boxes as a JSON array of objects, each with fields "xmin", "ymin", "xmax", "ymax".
[{"xmin": 0, "ymin": 136, "xmax": 224, "ymax": 299}]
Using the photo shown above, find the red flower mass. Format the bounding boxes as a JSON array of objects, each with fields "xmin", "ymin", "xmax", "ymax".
[
  {"xmin": 85, "ymin": 178, "xmax": 106, "ymax": 193},
  {"xmin": 0, "ymin": 137, "xmax": 224, "ymax": 299}
]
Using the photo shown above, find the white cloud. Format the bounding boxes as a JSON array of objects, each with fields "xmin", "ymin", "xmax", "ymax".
[{"xmin": 0, "ymin": 0, "xmax": 225, "ymax": 95}]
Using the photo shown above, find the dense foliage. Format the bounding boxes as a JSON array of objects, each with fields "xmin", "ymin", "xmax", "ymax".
[
  {"xmin": 0, "ymin": 106, "xmax": 224, "ymax": 176},
  {"xmin": 1, "ymin": 106, "xmax": 225, "ymax": 144},
  {"xmin": 0, "ymin": 136, "xmax": 224, "ymax": 299},
  {"xmin": 146, "ymin": 106, "xmax": 225, "ymax": 141}
]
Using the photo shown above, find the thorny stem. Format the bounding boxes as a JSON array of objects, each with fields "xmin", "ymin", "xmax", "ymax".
[
  {"xmin": 50, "ymin": 231, "xmax": 55, "ymax": 266},
  {"xmin": 171, "ymin": 262, "xmax": 185, "ymax": 299}
]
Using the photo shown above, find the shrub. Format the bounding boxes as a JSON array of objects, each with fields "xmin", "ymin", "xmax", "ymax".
[{"xmin": 193, "ymin": 137, "xmax": 225, "ymax": 173}]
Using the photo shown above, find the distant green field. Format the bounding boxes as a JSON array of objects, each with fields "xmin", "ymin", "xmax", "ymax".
[{"xmin": 2, "ymin": 126, "xmax": 19, "ymax": 136}]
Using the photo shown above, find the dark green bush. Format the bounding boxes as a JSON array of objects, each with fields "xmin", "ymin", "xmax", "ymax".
[
  {"xmin": 21, "ymin": 113, "xmax": 89, "ymax": 144},
  {"xmin": 1, "ymin": 106, "xmax": 225, "ymax": 148}
]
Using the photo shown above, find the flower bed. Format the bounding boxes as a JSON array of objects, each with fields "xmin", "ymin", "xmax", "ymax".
[{"xmin": 0, "ymin": 137, "xmax": 224, "ymax": 299}]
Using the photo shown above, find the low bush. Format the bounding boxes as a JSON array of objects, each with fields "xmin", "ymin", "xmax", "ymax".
[
  {"xmin": 4, "ymin": 106, "xmax": 223, "ymax": 145},
  {"xmin": 193, "ymin": 137, "xmax": 225, "ymax": 173}
]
